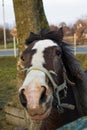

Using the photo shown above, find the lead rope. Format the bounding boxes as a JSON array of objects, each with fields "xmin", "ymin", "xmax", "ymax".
[{"xmin": 24, "ymin": 108, "xmax": 30, "ymax": 130}]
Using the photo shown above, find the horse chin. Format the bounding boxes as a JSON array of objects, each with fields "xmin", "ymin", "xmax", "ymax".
[{"xmin": 28, "ymin": 107, "xmax": 52, "ymax": 121}]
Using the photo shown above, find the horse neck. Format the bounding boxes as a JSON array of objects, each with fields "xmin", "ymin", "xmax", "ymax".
[
  {"xmin": 72, "ymin": 72, "xmax": 87, "ymax": 116},
  {"xmin": 41, "ymin": 107, "xmax": 62, "ymax": 130}
]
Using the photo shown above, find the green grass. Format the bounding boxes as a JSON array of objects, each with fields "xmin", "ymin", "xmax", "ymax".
[
  {"xmin": 76, "ymin": 54, "xmax": 87, "ymax": 70},
  {"xmin": 0, "ymin": 57, "xmax": 17, "ymax": 108},
  {"xmin": 0, "ymin": 42, "xmax": 18, "ymax": 49},
  {"xmin": 0, "ymin": 57, "xmax": 17, "ymax": 130}
]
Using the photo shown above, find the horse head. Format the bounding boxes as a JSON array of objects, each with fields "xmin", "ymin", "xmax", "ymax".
[{"xmin": 19, "ymin": 28, "xmax": 86, "ymax": 123}]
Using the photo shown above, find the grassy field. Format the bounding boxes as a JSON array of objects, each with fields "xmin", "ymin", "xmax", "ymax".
[
  {"xmin": 76, "ymin": 54, "xmax": 87, "ymax": 70},
  {"xmin": 0, "ymin": 54, "xmax": 87, "ymax": 130},
  {"xmin": 0, "ymin": 57, "xmax": 17, "ymax": 130},
  {"xmin": 0, "ymin": 42, "xmax": 18, "ymax": 49}
]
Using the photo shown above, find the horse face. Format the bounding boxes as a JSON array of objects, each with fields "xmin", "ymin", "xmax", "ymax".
[{"xmin": 19, "ymin": 39, "xmax": 64, "ymax": 120}]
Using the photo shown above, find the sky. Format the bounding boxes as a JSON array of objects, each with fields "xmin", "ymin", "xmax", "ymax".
[{"xmin": 0, "ymin": 0, "xmax": 87, "ymax": 28}]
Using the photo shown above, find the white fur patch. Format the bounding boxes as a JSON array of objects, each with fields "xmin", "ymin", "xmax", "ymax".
[
  {"xmin": 21, "ymin": 70, "xmax": 46, "ymax": 89},
  {"xmin": 31, "ymin": 39, "xmax": 57, "ymax": 67}
]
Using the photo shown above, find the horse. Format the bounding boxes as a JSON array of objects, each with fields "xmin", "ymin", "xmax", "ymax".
[{"xmin": 19, "ymin": 28, "xmax": 87, "ymax": 130}]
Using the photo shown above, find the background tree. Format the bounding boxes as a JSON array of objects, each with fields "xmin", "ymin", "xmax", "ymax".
[
  {"xmin": 50, "ymin": 24, "xmax": 58, "ymax": 31},
  {"xmin": 13, "ymin": 0, "xmax": 49, "ymax": 88},
  {"xmin": 0, "ymin": 28, "xmax": 12, "ymax": 45},
  {"xmin": 12, "ymin": 0, "xmax": 49, "ymax": 129}
]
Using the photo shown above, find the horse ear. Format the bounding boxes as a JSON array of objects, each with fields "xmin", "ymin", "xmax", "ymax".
[
  {"xmin": 57, "ymin": 27, "xmax": 64, "ymax": 42},
  {"xmin": 26, "ymin": 32, "xmax": 40, "ymax": 45}
]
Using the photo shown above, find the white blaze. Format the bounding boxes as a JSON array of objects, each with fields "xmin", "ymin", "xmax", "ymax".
[
  {"xmin": 31, "ymin": 39, "xmax": 57, "ymax": 67},
  {"xmin": 20, "ymin": 40, "xmax": 57, "ymax": 89}
]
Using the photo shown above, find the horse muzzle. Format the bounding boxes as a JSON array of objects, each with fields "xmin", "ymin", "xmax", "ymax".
[{"xmin": 19, "ymin": 75, "xmax": 53, "ymax": 120}]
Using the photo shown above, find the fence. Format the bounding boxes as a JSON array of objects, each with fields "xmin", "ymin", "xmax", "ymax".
[{"xmin": 64, "ymin": 33, "xmax": 87, "ymax": 55}]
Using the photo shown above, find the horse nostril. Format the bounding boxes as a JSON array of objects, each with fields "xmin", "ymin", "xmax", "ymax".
[
  {"xmin": 39, "ymin": 86, "xmax": 47, "ymax": 105},
  {"xmin": 19, "ymin": 89, "xmax": 27, "ymax": 108}
]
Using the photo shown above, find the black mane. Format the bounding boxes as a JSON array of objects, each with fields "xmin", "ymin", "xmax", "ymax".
[{"xmin": 26, "ymin": 28, "xmax": 63, "ymax": 45}]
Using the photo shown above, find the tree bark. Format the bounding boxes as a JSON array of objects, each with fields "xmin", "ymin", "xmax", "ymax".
[
  {"xmin": 12, "ymin": 0, "xmax": 49, "ymax": 129},
  {"xmin": 13, "ymin": 0, "xmax": 49, "ymax": 88}
]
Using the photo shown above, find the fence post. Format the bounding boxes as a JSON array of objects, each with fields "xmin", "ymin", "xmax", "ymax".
[
  {"xmin": 13, "ymin": 36, "xmax": 16, "ymax": 57},
  {"xmin": 74, "ymin": 33, "xmax": 77, "ymax": 55},
  {"xmin": 2, "ymin": 0, "xmax": 7, "ymax": 49}
]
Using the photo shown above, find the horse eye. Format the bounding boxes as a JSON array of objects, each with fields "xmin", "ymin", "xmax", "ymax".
[{"xmin": 56, "ymin": 50, "xmax": 61, "ymax": 56}]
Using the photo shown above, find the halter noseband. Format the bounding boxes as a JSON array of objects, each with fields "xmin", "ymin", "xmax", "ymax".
[{"xmin": 22, "ymin": 66, "xmax": 75, "ymax": 112}]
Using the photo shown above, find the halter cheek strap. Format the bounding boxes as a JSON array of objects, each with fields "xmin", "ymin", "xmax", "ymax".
[{"xmin": 22, "ymin": 66, "xmax": 75, "ymax": 112}]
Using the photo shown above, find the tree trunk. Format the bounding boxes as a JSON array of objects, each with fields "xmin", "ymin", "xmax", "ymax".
[
  {"xmin": 12, "ymin": 0, "xmax": 49, "ymax": 129},
  {"xmin": 13, "ymin": 0, "xmax": 49, "ymax": 88}
]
